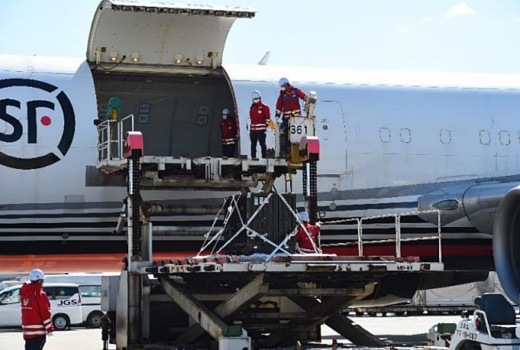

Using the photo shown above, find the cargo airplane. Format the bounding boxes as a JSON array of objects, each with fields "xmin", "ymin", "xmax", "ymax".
[{"xmin": 2, "ymin": 0, "xmax": 520, "ymax": 303}]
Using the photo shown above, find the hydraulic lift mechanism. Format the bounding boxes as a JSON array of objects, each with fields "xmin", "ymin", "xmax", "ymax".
[{"xmin": 99, "ymin": 93, "xmax": 449, "ymax": 350}]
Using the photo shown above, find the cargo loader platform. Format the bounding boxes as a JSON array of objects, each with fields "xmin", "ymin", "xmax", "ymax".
[
  {"xmin": 107, "ymin": 254, "xmax": 447, "ymax": 349},
  {"xmin": 98, "ymin": 153, "xmax": 296, "ymax": 190},
  {"xmin": 96, "ymin": 114, "xmax": 316, "ymax": 190}
]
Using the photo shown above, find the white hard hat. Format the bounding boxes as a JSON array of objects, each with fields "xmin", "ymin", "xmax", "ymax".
[
  {"xmin": 252, "ymin": 90, "xmax": 262, "ymax": 99},
  {"xmin": 222, "ymin": 108, "xmax": 230, "ymax": 115},
  {"xmin": 29, "ymin": 268, "xmax": 45, "ymax": 281},
  {"xmin": 279, "ymin": 77, "xmax": 289, "ymax": 87},
  {"xmin": 298, "ymin": 211, "xmax": 309, "ymax": 222}
]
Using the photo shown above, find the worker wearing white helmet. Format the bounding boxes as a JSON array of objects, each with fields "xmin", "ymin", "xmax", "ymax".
[
  {"xmin": 275, "ymin": 77, "xmax": 307, "ymax": 157},
  {"xmin": 220, "ymin": 107, "xmax": 238, "ymax": 157},
  {"xmin": 29, "ymin": 268, "xmax": 45, "ymax": 281},
  {"xmin": 21, "ymin": 268, "xmax": 54, "ymax": 348},
  {"xmin": 249, "ymin": 90, "xmax": 272, "ymax": 159}
]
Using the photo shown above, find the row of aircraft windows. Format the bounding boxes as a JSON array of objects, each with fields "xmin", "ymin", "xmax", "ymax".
[{"xmin": 377, "ymin": 128, "xmax": 516, "ymax": 145}]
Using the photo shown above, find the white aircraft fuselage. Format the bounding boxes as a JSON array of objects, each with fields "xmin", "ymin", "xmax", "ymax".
[
  {"xmin": 1, "ymin": 1, "xmax": 520, "ymax": 275},
  {"xmin": 1, "ymin": 54, "xmax": 519, "ymax": 273}
]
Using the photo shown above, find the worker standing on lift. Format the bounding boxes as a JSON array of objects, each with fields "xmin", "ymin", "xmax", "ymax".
[
  {"xmin": 275, "ymin": 77, "xmax": 307, "ymax": 157},
  {"xmin": 220, "ymin": 108, "xmax": 238, "ymax": 158},
  {"xmin": 249, "ymin": 90, "xmax": 272, "ymax": 159}
]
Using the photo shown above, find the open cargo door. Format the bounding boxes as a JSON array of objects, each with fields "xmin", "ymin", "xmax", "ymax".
[
  {"xmin": 87, "ymin": 1, "xmax": 254, "ymax": 159},
  {"xmin": 87, "ymin": 0, "xmax": 255, "ymax": 72}
]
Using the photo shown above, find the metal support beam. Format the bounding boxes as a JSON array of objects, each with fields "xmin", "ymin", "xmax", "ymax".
[
  {"xmin": 160, "ymin": 277, "xmax": 231, "ymax": 340},
  {"xmin": 176, "ymin": 274, "xmax": 267, "ymax": 345},
  {"xmin": 215, "ymin": 274, "xmax": 268, "ymax": 317},
  {"xmin": 284, "ymin": 282, "xmax": 385, "ymax": 347},
  {"xmin": 268, "ymin": 287, "xmax": 366, "ymax": 297},
  {"xmin": 261, "ymin": 174, "xmax": 276, "ymax": 193},
  {"xmin": 326, "ymin": 313, "xmax": 387, "ymax": 347}
]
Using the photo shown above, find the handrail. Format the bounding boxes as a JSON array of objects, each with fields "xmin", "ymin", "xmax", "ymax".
[
  {"xmin": 322, "ymin": 209, "xmax": 442, "ymax": 263},
  {"xmin": 96, "ymin": 114, "xmax": 135, "ymax": 163}
]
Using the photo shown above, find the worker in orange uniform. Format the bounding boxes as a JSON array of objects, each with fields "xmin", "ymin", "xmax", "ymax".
[
  {"xmin": 295, "ymin": 212, "xmax": 321, "ymax": 254},
  {"xmin": 21, "ymin": 268, "xmax": 53, "ymax": 350},
  {"xmin": 275, "ymin": 77, "xmax": 307, "ymax": 157},
  {"xmin": 220, "ymin": 107, "xmax": 238, "ymax": 158},
  {"xmin": 249, "ymin": 90, "xmax": 272, "ymax": 159}
]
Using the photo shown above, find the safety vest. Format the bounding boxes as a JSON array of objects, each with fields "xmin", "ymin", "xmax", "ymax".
[
  {"xmin": 21, "ymin": 282, "xmax": 53, "ymax": 339},
  {"xmin": 220, "ymin": 118, "xmax": 237, "ymax": 145},
  {"xmin": 250, "ymin": 102, "xmax": 271, "ymax": 132},
  {"xmin": 276, "ymin": 86, "xmax": 307, "ymax": 118}
]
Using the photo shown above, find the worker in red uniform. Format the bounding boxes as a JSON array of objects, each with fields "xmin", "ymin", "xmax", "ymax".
[
  {"xmin": 220, "ymin": 107, "xmax": 237, "ymax": 158},
  {"xmin": 275, "ymin": 77, "xmax": 307, "ymax": 157},
  {"xmin": 249, "ymin": 90, "xmax": 272, "ymax": 159},
  {"xmin": 295, "ymin": 211, "xmax": 321, "ymax": 254},
  {"xmin": 21, "ymin": 268, "xmax": 53, "ymax": 350}
]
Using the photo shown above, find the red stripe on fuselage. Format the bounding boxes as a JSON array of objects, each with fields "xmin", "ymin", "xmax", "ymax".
[
  {"xmin": 0, "ymin": 244, "xmax": 492, "ymax": 273},
  {"xmin": 0, "ymin": 252, "xmax": 200, "ymax": 273},
  {"xmin": 323, "ymin": 244, "xmax": 493, "ymax": 257}
]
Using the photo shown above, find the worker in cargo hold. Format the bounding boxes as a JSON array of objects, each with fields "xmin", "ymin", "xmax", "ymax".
[
  {"xmin": 220, "ymin": 108, "xmax": 238, "ymax": 158},
  {"xmin": 275, "ymin": 78, "xmax": 307, "ymax": 156},
  {"xmin": 249, "ymin": 90, "xmax": 273, "ymax": 159},
  {"xmin": 295, "ymin": 212, "xmax": 321, "ymax": 254}
]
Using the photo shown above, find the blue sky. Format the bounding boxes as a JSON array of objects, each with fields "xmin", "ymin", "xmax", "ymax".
[{"xmin": 1, "ymin": 0, "xmax": 519, "ymax": 73}]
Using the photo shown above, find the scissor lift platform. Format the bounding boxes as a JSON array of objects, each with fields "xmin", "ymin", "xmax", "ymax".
[
  {"xmin": 118, "ymin": 254, "xmax": 446, "ymax": 348},
  {"xmin": 145, "ymin": 253, "xmax": 441, "ymax": 275}
]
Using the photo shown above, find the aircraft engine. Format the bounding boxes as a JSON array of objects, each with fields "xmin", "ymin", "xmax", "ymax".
[{"xmin": 493, "ymin": 185, "xmax": 520, "ymax": 305}]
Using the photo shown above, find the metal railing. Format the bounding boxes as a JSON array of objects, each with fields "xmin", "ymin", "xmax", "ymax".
[
  {"xmin": 97, "ymin": 114, "xmax": 135, "ymax": 163},
  {"xmin": 322, "ymin": 209, "xmax": 442, "ymax": 263}
]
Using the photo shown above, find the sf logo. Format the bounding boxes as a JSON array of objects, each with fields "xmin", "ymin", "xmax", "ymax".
[{"xmin": 0, "ymin": 79, "xmax": 75, "ymax": 169}]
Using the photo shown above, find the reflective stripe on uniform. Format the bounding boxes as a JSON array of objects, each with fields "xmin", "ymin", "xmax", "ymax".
[
  {"xmin": 23, "ymin": 330, "xmax": 46, "ymax": 336},
  {"xmin": 250, "ymin": 123, "xmax": 267, "ymax": 131},
  {"xmin": 23, "ymin": 325, "xmax": 45, "ymax": 329},
  {"xmin": 283, "ymin": 110, "xmax": 300, "ymax": 118},
  {"xmin": 222, "ymin": 138, "xmax": 236, "ymax": 145}
]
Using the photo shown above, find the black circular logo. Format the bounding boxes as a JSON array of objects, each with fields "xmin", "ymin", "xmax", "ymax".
[{"xmin": 0, "ymin": 79, "xmax": 75, "ymax": 170}]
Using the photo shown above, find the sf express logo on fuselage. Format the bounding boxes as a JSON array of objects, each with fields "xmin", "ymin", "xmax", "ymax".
[{"xmin": 0, "ymin": 79, "xmax": 75, "ymax": 170}]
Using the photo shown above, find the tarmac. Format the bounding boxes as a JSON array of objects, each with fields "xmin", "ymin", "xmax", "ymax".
[{"xmin": 0, "ymin": 315, "xmax": 461, "ymax": 350}]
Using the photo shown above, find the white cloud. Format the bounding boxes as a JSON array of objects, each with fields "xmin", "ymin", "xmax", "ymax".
[
  {"xmin": 510, "ymin": 15, "xmax": 520, "ymax": 23},
  {"xmin": 443, "ymin": 3, "xmax": 476, "ymax": 19},
  {"xmin": 395, "ymin": 22, "xmax": 410, "ymax": 33},
  {"xmin": 420, "ymin": 16, "xmax": 435, "ymax": 22}
]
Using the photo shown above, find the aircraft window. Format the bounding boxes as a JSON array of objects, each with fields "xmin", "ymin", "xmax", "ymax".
[
  {"xmin": 479, "ymin": 130, "xmax": 491, "ymax": 145},
  {"xmin": 499, "ymin": 130, "xmax": 511, "ymax": 146},
  {"xmin": 0, "ymin": 288, "xmax": 20, "ymax": 304},
  {"xmin": 322, "ymin": 125, "xmax": 328, "ymax": 130},
  {"xmin": 379, "ymin": 127, "xmax": 391, "ymax": 143},
  {"xmin": 440, "ymin": 128, "xmax": 451, "ymax": 144},
  {"xmin": 400, "ymin": 128, "xmax": 411, "ymax": 143}
]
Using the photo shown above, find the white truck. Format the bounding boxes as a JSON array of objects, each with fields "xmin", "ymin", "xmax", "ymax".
[
  {"xmin": 43, "ymin": 273, "xmax": 110, "ymax": 328},
  {"xmin": 427, "ymin": 293, "xmax": 520, "ymax": 350}
]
